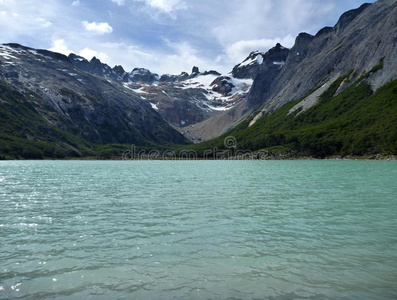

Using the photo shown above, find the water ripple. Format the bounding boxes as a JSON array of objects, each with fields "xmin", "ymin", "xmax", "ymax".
[{"xmin": 0, "ymin": 160, "xmax": 396, "ymax": 299}]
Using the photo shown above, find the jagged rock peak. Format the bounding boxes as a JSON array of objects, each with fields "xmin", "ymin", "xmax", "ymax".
[
  {"xmin": 268, "ymin": 43, "xmax": 289, "ymax": 55},
  {"xmin": 288, "ymin": 32, "xmax": 315, "ymax": 59},
  {"xmin": 90, "ymin": 56, "xmax": 101, "ymax": 63},
  {"xmin": 112, "ymin": 65, "xmax": 125, "ymax": 74},
  {"xmin": 191, "ymin": 66, "xmax": 199, "ymax": 74},
  {"xmin": 69, "ymin": 53, "xmax": 87, "ymax": 62},
  {"xmin": 232, "ymin": 43, "xmax": 289, "ymax": 79},
  {"xmin": 128, "ymin": 68, "xmax": 159, "ymax": 83}
]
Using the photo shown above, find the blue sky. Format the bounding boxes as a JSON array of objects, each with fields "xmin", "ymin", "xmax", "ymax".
[{"xmin": 0, "ymin": 0, "xmax": 375, "ymax": 74}]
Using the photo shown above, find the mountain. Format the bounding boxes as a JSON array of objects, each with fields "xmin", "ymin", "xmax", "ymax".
[
  {"xmin": 184, "ymin": 0, "xmax": 397, "ymax": 157},
  {"xmin": 1, "ymin": 0, "xmax": 396, "ymax": 158},
  {"xmin": 67, "ymin": 53, "xmax": 256, "ymax": 142},
  {"xmin": 0, "ymin": 44, "xmax": 188, "ymax": 159}
]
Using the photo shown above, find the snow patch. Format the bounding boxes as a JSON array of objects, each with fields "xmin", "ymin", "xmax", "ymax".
[
  {"xmin": 238, "ymin": 57, "xmax": 256, "ymax": 67},
  {"xmin": 0, "ymin": 45, "xmax": 19, "ymax": 60},
  {"xmin": 0, "ymin": 52, "xmax": 17, "ymax": 60},
  {"xmin": 150, "ymin": 102, "xmax": 158, "ymax": 110},
  {"xmin": 28, "ymin": 49, "xmax": 52, "ymax": 60},
  {"xmin": 204, "ymin": 103, "xmax": 231, "ymax": 111},
  {"xmin": 123, "ymin": 83, "xmax": 148, "ymax": 94},
  {"xmin": 182, "ymin": 74, "xmax": 219, "ymax": 90},
  {"xmin": 238, "ymin": 53, "xmax": 263, "ymax": 68}
]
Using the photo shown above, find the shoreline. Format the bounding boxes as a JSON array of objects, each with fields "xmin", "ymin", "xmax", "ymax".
[{"xmin": 0, "ymin": 155, "xmax": 396, "ymax": 161}]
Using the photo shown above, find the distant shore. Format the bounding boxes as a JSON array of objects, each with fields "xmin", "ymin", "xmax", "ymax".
[{"xmin": 1, "ymin": 154, "xmax": 396, "ymax": 161}]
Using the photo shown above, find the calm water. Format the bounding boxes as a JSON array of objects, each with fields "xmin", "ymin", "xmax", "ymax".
[{"xmin": 0, "ymin": 160, "xmax": 396, "ymax": 300}]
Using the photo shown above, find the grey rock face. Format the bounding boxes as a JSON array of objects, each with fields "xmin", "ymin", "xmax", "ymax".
[
  {"xmin": 247, "ymin": 0, "xmax": 397, "ymax": 111},
  {"xmin": 334, "ymin": 3, "xmax": 372, "ymax": 33},
  {"xmin": 0, "ymin": 44, "xmax": 188, "ymax": 145},
  {"xmin": 246, "ymin": 43, "xmax": 289, "ymax": 108},
  {"xmin": 231, "ymin": 51, "xmax": 265, "ymax": 79},
  {"xmin": 159, "ymin": 72, "xmax": 189, "ymax": 82},
  {"xmin": 178, "ymin": 0, "xmax": 397, "ymax": 142},
  {"xmin": 68, "ymin": 53, "xmax": 126, "ymax": 81},
  {"xmin": 187, "ymin": 66, "xmax": 200, "ymax": 79},
  {"xmin": 210, "ymin": 76, "xmax": 235, "ymax": 96},
  {"xmin": 191, "ymin": 66, "xmax": 199, "ymax": 74},
  {"xmin": 125, "ymin": 68, "xmax": 159, "ymax": 84}
]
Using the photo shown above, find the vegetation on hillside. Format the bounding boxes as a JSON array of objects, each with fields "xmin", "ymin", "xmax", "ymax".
[
  {"xmin": 183, "ymin": 76, "xmax": 397, "ymax": 158},
  {"xmin": 0, "ymin": 81, "xmax": 183, "ymax": 159},
  {"xmin": 1, "ymin": 70, "xmax": 396, "ymax": 159}
]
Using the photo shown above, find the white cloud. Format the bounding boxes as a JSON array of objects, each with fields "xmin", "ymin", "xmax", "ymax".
[
  {"xmin": 225, "ymin": 35, "xmax": 296, "ymax": 63},
  {"xmin": 36, "ymin": 17, "xmax": 52, "ymax": 28},
  {"xmin": 110, "ymin": 0, "xmax": 125, "ymax": 5},
  {"xmin": 161, "ymin": 40, "xmax": 220, "ymax": 73},
  {"xmin": 49, "ymin": 39, "xmax": 73, "ymax": 56},
  {"xmin": 144, "ymin": 0, "xmax": 186, "ymax": 13},
  {"xmin": 82, "ymin": 21, "xmax": 113, "ymax": 34},
  {"xmin": 79, "ymin": 47, "xmax": 109, "ymax": 62},
  {"xmin": 135, "ymin": 0, "xmax": 187, "ymax": 18},
  {"xmin": 0, "ymin": 0, "xmax": 376, "ymax": 77},
  {"xmin": 98, "ymin": 40, "xmax": 226, "ymax": 75}
]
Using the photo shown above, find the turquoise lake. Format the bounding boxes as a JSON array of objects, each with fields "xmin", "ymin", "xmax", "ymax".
[{"xmin": 0, "ymin": 160, "xmax": 396, "ymax": 299}]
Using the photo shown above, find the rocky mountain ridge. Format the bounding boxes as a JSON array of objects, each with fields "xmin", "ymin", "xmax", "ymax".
[
  {"xmin": 0, "ymin": 43, "xmax": 188, "ymax": 158},
  {"xmin": 67, "ymin": 50, "xmax": 260, "ymax": 141},
  {"xmin": 1, "ymin": 0, "xmax": 396, "ymax": 158},
  {"xmin": 185, "ymin": 0, "xmax": 397, "ymax": 141}
]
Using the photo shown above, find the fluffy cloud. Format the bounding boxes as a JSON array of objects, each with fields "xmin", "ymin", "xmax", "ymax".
[
  {"xmin": 110, "ymin": 0, "xmax": 124, "ymax": 5},
  {"xmin": 0, "ymin": 0, "xmax": 375, "ymax": 76},
  {"xmin": 35, "ymin": 17, "xmax": 52, "ymax": 28},
  {"xmin": 143, "ymin": 0, "xmax": 186, "ymax": 13},
  {"xmin": 224, "ymin": 35, "xmax": 296, "ymax": 63},
  {"xmin": 96, "ymin": 40, "xmax": 225, "ymax": 75},
  {"xmin": 49, "ymin": 39, "xmax": 73, "ymax": 55},
  {"xmin": 161, "ymin": 40, "xmax": 224, "ymax": 74},
  {"xmin": 79, "ymin": 47, "xmax": 109, "ymax": 62},
  {"xmin": 135, "ymin": 0, "xmax": 187, "ymax": 18},
  {"xmin": 82, "ymin": 21, "xmax": 113, "ymax": 34}
]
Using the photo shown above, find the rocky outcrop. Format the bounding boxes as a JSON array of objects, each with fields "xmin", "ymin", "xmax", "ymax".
[
  {"xmin": 231, "ymin": 51, "xmax": 265, "ymax": 79},
  {"xmin": 124, "ymin": 68, "xmax": 159, "ymax": 84},
  {"xmin": 159, "ymin": 72, "xmax": 189, "ymax": 82},
  {"xmin": 246, "ymin": 43, "xmax": 289, "ymax": 108},
  {"xmin": 187, "ymin": 66, "xmax": 200, "ymax": 79},
  {"xmin": 210, "ymin": 76, "xmax": 235, "ymax": 96},
  {"xmin": 69, "ymin": 53, "xmax": 126, "ymax": 81}
]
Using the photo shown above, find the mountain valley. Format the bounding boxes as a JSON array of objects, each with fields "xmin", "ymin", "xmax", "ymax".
[{"xmin": 0, "ymin": 0, "xmax": 396, "ymax": 159}]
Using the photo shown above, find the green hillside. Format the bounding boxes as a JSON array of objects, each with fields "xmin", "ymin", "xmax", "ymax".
[
  {"xmin": 184, "ymin": 76, "xmax": 397, "ymax": 158},
  {"xmin": 0, "ymin": 81, "xmax": 178, "ymax": 159}
]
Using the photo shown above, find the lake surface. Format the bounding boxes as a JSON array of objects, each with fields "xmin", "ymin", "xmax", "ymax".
[{"xmin": 0, "ymin": 160, "xmax": 396, "ymax": 299}]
